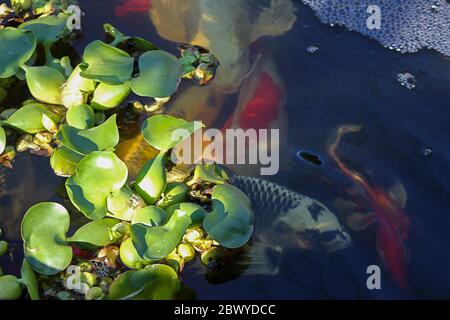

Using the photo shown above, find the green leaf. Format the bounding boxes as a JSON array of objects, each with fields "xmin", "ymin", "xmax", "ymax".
[
  {"xmin": 80, "ymin": 40, "xmax": 134, "ymax": 84},
  {"xmin": 23, "ymin": 65, "xmax": 66, "ymax": 105},
  {"xmin": 131, "ymin": 50, "xmax": 182, "ymax": 98},
  {"xmin": 3, "ymin": 103, "xmax": 60, "ymax": 134},
  {"xmin": 103, "ymin": 23, "xmax": 157, "ymax": 51},
  {"xmin": 128, "ymin": 37, "xmax": 158, "ymax": 52},
  {"xmin": 0, "ymin": 275, "xmax": 22, "ymax": 300},
  {"xmin": 68, "ymin": 218, "xmax": 122, "ymax": 247},
  {"xmin": 141, "ymin": 114, "xmax": 203, "ymax": 151},
  {"xmin": 19, "ymin": 13, "xmax": 69, "ymax": 43},
  {"xmin": 107, "ymin": 185, "xmax": 145, "ymax": 221},
  {"xmin": 11, "ymin": 0, "xmax": 32, "ymax": 11},
  {"xmin": 66, "ymin": 104, "xmax": 95, "ymax": 129},
  {"xmin": 20, "ymin": 259, "xmax": 40, "ymax": 300},
  {"xmin": 0, "ymin": 126, "xmax": 5, "ymax": 154},
  {"xmin": 66, "ymin": 151, "xmax": 128, "ymax": 220},
  {"xmin": 0, "ymin": 27, "xmax": 36, "ymax": 78},
  {"xmin": 131, "ymin": 206, "xmax": 167, "ymax": 226},
  {"xmin": 57, "ymin": 114, "xmax": 119, "ymax": 155},
  {"xmin": 62, "ymin": 64, "xmax": 96, "ymax": 108},
  {"xmin": 203, "ymin": 184, "xmax": 254, "ymax": 249},
  {"xmin": 91, "ymin": 82, "xmax": 131, "ymax": 110},
  {"xmin": 165, "ymin": 202, "xmax": 207, "ymax": 228},
  {"xmin": 108, "ymin": 264, "xmax": 180, "ymax": 300},
  {"xmin": 131, "ymin": 209, "xmax": 191, "ymax": 260},
  {"xmin": 191, "ymin": 164, "xmax": 227, "ymax": 184},
  {"xmin": 157, "ymin": 182, "xmax": 189, "ymax": 208},
  {"xmin": 134, "ymin": 153, "xmax": 167, "ymax": 204},
  {"xmin": 119, "ymin": 238, "xmax": 152, "ymax": 269},
  {"xmin": 21, "ymin": 202, "xmax": 72, "ymax": 275},
  {"xmin": 50, "ymin": 146, "xmax": 84, "ymax": 177}
]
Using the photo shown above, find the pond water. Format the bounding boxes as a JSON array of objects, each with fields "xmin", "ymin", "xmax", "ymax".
[{"xmin": 1, "ymin": 0, "xmax": 450, "ymax": 299}]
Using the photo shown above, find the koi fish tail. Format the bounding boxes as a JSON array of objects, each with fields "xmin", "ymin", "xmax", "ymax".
[{"xmin": 376, "ymin": 215, "xmax": 408, "ymax": 289}]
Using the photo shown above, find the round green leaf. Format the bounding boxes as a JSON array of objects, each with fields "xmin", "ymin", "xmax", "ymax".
[
  {"xmin": 3, "ymin": 103, "xmax": 60, "ymax": 134},
  {"xmin": 68, "ymin": 218, "xmax": 122, "ymax": 247},
  {"xmin": 165, "ymin": 202, "xmax": 207, "ymax": 228},
  {"xmin": 131, "ymin": 209, "xmax": 191, "ymax": 260},
  {"xmin": 0, "ymin": 275, "xmax": 22, "ymax": 300},
  {"xmin": 66, "ymin": 151, "xmax": 128, "ymax": 220},
  {"xmin": 62, "ymin": 64, "xmax": 96, "ymax": 108},
  {"xmin": 119, "ymin": 238, "xmax": 152, "ymax": 269},
  {"xmin": 18, "ymin": 13, "xmax": 68, "ymax": 43},
  {"xmin": 107, "ymin": 185, "xmax": 145, "ymax": 221},
  {"xmin": 20, "ymin": 259, "xmax": 40, "ymax": 300},
  {"xmin": 0, "ymin": 27, "xmax": 36, "ymax": 78},
  {"xmin": 21, "ymin": 202, "xmax": 72, "ymax": 275},
  {"xmin": 24, "ymin": 65, "xmax": 66, "ymax": 104},
  {"xmin": 80, "ymin": 40, "xmax": 133, "ymax": 84},
  {"xmin": 66, "ymin": 104, "xmax": 95, "ymax": 129},
  {"xmin": 191, "ymin": 164, "xmax": 226, "ymax": 184},
  {"xmin": 108, "ymin": 264, "xmax": 179, "ymax": 300},
  {"xmin": 0, "ymin": 126, "xmax": 5, "ymax": 154},
  {"xmin": 91, "ymin": 82, "xmax": 131, "ymax": 110},
  {"xmin": 131, "ymin": 50, "xmax": 182, "ymax": 98},
  {"xmin": 134, "ymin": 153, "xmax": 167, "ymax": 205},
  {"xmin": 203, "ymin": 184, "xmax": 254, "ymax": 249},
  {"xmin": 141, "ymin": 114, "xmax": 203, "ymax": 151},
  {"xmin": 131, "ymin": 206, "xmax": 167, "ymax": 226},
  {"xmin": 57, "ymin": 114, "xmax": 119, "ymax": 155},
  {"xmin": 157, "ymin": 182, "xmax": 189, "ymax": 208},
  {"xmin": 50, "ymin": 146, "xmax": 84, "ymax": 177}
]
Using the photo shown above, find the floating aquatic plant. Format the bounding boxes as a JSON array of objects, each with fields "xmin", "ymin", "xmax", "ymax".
[
  {"xmin": 0, "ymin": 17, "xmax": 218, "ymax": 166},
  {"xmin": 1, "ymin": 113, "xmax": 255, "ymax": 300},
  {"xmin": 0, "ymin": 3, "xmax": 254, "ymax": 300}
]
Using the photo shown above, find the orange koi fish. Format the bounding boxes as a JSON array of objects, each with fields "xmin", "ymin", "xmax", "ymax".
[
  {"xmin": 223, "ymin": 55, "xmax": 286, "ymax": 132},
  {"xmin": 329, "ymin": 125, "xmax": 409, "ymax": 289},
  {"xmin": 115, "ymin": 0, "xmax": 151, "ymax": 17}
]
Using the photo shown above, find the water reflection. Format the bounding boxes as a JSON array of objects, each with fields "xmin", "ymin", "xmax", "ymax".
[{"xmin": 149, "ymin": 0, "xmax": 296, "ymax": 91}]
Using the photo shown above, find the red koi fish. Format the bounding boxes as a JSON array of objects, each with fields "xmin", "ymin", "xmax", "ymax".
[
  {"xmin": 223, "ymin": 55, "xmax": 285, "ymax": 132},
  {"xmin": 114, "ymin": 0, "xmax": 151, "ymax": 18},
  {"xmin": 329, "ymin": 125, "xmax": 409, "ymax": 289}
]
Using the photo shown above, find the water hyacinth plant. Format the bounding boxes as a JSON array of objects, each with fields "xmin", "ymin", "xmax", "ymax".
[
  {"xmin": 0, "ymin": 1, "xmax": 248, "ymax": 301},
  {"xmin": 0, "ymin": 3, "xmax": 217, "ymax": 167},
  {"xmin": 0, "ymin": 114, "xmax": 255, "ymax": 300}
]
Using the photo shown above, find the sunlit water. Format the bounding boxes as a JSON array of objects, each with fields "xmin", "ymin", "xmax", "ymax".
[{"xmin": 1, "ymin": 0, "xmax": 449, "ymax": 299}]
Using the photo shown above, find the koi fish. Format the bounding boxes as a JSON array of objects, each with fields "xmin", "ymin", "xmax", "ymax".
[
  {"xmin": 222, "ymin": 55, "xmax": 285, "ymax": 132},
  {"xmin": 114, "ymin": 0, "xmax": 152, "ymax": 18},
  {"xmin": 328, "ymin": 124, "xmax": 409, "ymax": 289},
  {"xmin": 230, "ymin": 175, "xmax": 351, "ymax": 275},
  {"xmin": 149, "ymin": 0, "xmax": 296, "ymax": 91}
]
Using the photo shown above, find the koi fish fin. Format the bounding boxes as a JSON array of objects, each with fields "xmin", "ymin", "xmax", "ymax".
[
  {"xmin": 333, "ymin": 197, "xmax": 358, "ymax": 211},
  {"xmin": 388, "ymin": 181, "xmax": 408, "ymax": 209},
  {"xmin": 236, "ymin": 242, "xmax": 283, "ymax": 276},
  {"xmin": 346, "ymin": 212, "xmax": 377, "ymax": 231},
  {"xmin": 251, "ymin": 0, "xmax": 297, "ymax": 42}
]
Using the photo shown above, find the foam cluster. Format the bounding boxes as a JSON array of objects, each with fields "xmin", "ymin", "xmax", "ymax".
[{"xmin": 302, "ymin": 0, "xmax": 450, "ymax": 56}]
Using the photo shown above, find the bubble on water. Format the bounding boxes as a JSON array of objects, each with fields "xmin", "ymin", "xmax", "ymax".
[
  {"xmin": 396, "ymin": 72, "xmax": 416, "ymax": 89},
  {"xmin": 302, "ymin": 0, "xmax": 450, "ymax": 56},
  {"xmin": 307, "ymin": 45, "xmax": 320, "ymax": 53},
  {"xmin": 396, "ymin": 72, "xmax": 417, "ymax": 89}
]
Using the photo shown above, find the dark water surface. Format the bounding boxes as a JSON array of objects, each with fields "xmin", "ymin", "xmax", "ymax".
[{"xmin": 1, "ymin": 0, "xmax": 449, "ymax": 299}]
